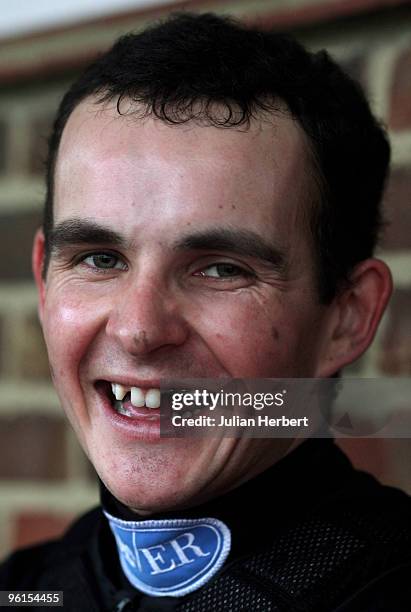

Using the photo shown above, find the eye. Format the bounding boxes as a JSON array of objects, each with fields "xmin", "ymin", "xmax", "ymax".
[
  {"xmin": 196, "ymin": 263, "xmax": 253, "ymax": 279},
  {"xmin": 81, "ymin": 252, "xmax": 127, "ymax": 271}
]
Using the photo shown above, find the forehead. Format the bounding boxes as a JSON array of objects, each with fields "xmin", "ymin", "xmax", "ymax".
[{"xmin": 55, "ymin": 98, "xmax": 314, "ymax": 245}]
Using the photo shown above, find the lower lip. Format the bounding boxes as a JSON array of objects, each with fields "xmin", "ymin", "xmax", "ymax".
[{"xmin": 96, "ymin": 384, "xmax": 162, "ymax": 442}]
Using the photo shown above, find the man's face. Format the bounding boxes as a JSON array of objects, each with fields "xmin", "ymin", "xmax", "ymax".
[{"xmin": 34, "ymin": 98, "xmax": 336, "ymax": 513}]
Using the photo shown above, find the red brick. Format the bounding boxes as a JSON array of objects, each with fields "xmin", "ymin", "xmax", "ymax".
[
  {"xmin": 0, "ymin": 118, "xmax": 7, "ymax": 174},
  {"xmin": 0, "ymin": 314, "xmax": 4, "ymax": 376},
  {"xmin": 381, "ymin": 167, "xmax": 411, "ymax": 250},
  {"xmin": 12, "ymin": 312, "xmax": 51, "ymax": 381},
  {"xmin": 389, "ymin": 46, "xmax": 411, "ymax": 130},
  {"xmin": 382, "ymin": 438, "xmax": 411, "ymax": 494},
  {"xmin": 0, "ymin": 415, "xmax": 66, "ymax": 480},
  {"xmin": 13, "ymin": 511, "xmax": 74, "ymax": 549},
  {"xmin": 378, "ymin": 288, "xmax": 411, "ymax": 374},
  {"xmin": 0, "ymin": 210, "xmax": 42, "ymax": 280}
]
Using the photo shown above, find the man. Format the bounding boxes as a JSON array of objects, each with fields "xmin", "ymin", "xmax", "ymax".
[{"xmin": 1, "ymin": 12, "xmax": 410, "ymax": 611}]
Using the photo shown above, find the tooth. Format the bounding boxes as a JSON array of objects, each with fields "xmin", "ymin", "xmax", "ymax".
[
  {"xmin": 145, "ymin": 388, "xmax": 161, "ymax": 409},
  {"xmin": 112, "ymin": 383, "xmax": 129, "ymax": 401},
  {"xmin": 131, "ymin": 387, "xmax": 145, "ymax": 407},
  {"xmin": 116, "ymin": 402, "xmax": 132, "ymax": 417}
]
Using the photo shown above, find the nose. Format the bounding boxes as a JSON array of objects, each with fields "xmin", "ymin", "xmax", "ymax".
[{"xmin": 106, "ymin": 280, "xmax": 189, "ymax": 356}]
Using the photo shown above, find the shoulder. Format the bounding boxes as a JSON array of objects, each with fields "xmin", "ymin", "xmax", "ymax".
[
  {"xmin": 335, "ymin": 559, "xmax": 411, "ymax": 611},
  {"xmin": 322, "ymin": 461, "xmax": 411, "ymax": 541},
  {"xmin": 0, "ymin": 506, "xmax": 103, "ymax": 590},
  {"xmin": 226, "ymin": 459, "xmax": 411, "ymax": 611},
  {"xmin": 297, "ymin": 464, "xmax": 411, "ymax": 607}
]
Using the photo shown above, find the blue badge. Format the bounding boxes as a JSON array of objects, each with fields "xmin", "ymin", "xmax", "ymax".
[{"xmin": 104, "ymin": 512, "xmax": 231, "ymax": 597}]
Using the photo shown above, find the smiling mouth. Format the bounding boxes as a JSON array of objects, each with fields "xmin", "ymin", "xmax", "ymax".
[{"xmin": 98, "ymin": 380, "xmax": 208, "ymax": 421}]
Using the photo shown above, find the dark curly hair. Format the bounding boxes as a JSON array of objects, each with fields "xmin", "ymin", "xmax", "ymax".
[{"xmin": 43, "ymin": 12, "xmax": 390, "ymax": 302}]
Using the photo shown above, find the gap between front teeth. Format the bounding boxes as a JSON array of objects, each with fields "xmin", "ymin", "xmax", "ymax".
[{"xmin": 111, "ymin": 384, "xmax": 161, "ymax": 409}]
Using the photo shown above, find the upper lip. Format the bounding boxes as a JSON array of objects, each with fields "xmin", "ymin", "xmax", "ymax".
[
  {"xmin": 99, "ymin": 377, "xmax": 162, "ymax": 389},
  {"xmin": 97, "ymin": 377, "xmax": 227, "ymax": 391}
]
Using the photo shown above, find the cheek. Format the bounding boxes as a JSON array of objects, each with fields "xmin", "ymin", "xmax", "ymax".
[
  {"xmin": 193, "ymin": 294, "xmax": 297, "ymax": 377},
  {"xmin": 42, "ymin": 290, "xmax": 105, "ymax": 380}
]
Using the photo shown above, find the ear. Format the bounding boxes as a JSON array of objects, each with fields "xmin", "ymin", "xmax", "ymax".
[
  {"xmin": 316, "ymin": 258, "xmax": 393, "ymax": 377},
  {"xmin": 32, "ymin": 228, "xmax": 47, "ymax": 324}
]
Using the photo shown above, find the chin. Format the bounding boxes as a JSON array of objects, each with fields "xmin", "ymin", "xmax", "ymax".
[
  {"xmin": 97, "ymin": 458, "xmax": 198, "ymax": 515},
  {"xmin": 109, "ymin": 480, "xmax": 192, "ymax": 515}
]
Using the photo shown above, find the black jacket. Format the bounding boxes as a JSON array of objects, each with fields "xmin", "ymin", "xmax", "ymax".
[{"xmin": 1, "ymin": 439, "xmax": 411, "ymax": 611}]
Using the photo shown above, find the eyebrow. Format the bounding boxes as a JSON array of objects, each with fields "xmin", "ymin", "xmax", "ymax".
[
  {"xmin": 49, "ymin": 219, "xmax": 287, "ymax": 272},
  {"xmin": 175, "ymin": 229, "xmax": 287, "ymax": 272},
  {"xmin": 49, "ymin": 219, "xmax": 127, "ymax": 252}
]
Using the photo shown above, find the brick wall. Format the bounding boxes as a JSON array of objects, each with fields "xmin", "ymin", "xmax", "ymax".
[
  {"xmin": 0, "ymin": 0, "xmax": 410, "ymax": 559},
  {"xmin": 0, "ymin": 84, "xmax": 99, "ymax": 559}
]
